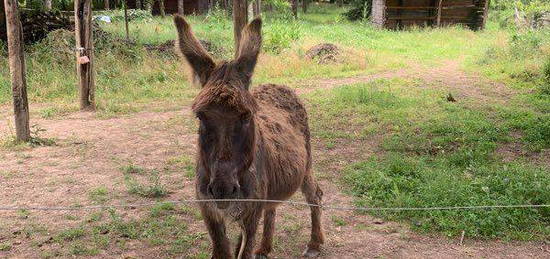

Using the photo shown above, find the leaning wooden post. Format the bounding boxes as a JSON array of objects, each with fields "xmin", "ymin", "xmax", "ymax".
[
  {"xmin": 74, "ymin": 0, "xmax": 95, "ymax": 111},
  {"xmin": 4, "ymin": 0, "xmax": 30, "ymax": 141},
  {"xmin": 436, "ymin": 0, "xmax": 443, "ymax": 27}
]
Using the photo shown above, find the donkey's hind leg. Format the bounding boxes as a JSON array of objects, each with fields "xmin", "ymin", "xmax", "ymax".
[
  {"xmin": 254, "ymin": 207, "xmax": 276, "ymax": 258},
  {"xmin": 301, "ymin": 174, "xmax": 324, "ymax": 257}
]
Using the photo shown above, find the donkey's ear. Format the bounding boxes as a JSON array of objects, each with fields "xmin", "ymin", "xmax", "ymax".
[
  {"xmin": 235, "ymin": 17, "xmax": 262, "ymax": 87},
  {"xmin": 174, "ymin": 15, "xmax": 215, "ymax": 86}
]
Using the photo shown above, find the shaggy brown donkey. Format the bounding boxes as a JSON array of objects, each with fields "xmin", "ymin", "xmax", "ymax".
[{"xmin": 174, "ymin": 15, "xmax": 324, "ymax": 259}]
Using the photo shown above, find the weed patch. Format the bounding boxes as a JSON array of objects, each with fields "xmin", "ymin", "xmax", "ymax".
[{"xmin": 122, "ymin": 166, "xmax": 169, "ymax": 198}]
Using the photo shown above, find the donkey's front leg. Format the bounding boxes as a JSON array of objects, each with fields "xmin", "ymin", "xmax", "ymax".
[
  {"xmin": 235, "ymin": 210, "xmax": 262, "ymax": 259},
  {"xmin": 202, "ymin": 208, "xmax": 232, "ymax": 259}
]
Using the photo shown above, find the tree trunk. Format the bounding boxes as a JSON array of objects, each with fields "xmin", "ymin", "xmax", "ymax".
[
  {"xmin": 104, "ymin": 0, "xmax": 109, "ymax": 10},
  {"xmin": 177, "ymin": 0, "xmax": 184, "ymax": 15},
  {"xmin": 4, "ymin": 0, "xmax": 31, "ymax": 141},
  {"xmin": 337, "ymin": 0, "xmax": 342, "ymax": 7},
  {"xmin": 232, "ymin": 0, "xmax": 247, "ymax": 55},
  {"xmin": 159, "ymin": 0, "xmax": 166, "ymax": 17},
  {"xmin": 252, "ymin": 0, "xmax": 260, "ymax": 16},
  {"xmin": 371, "ymin": 0, "xmax": 385, "ymax": 27},
  {"xmin": 291, "ymin": 0, "xmax": 297, "ymax": 19},
  {"xmin": 75, "ymin": 0, "xmax": 95, "ymax": 111},
  {"xmin": 44, "ymin": 0, "xmax": 52, "ymax": 10},
  {"xmin": 302, "ymin": 0, "xmax": 307, "ymax": 13}
]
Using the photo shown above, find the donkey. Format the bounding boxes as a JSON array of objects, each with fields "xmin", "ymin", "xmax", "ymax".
[{"xmin": 174, "ymin": 15, "xmax": 324, "ymax": 259}]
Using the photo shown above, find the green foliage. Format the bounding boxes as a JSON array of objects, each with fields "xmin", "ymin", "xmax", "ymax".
[
  {"xmin": 344, "ymin": 0, "xmax": 371, "ymax": 21},
  {"xmin": 491, "ymin": 0, "xmax": 550, "ymax": 28},
  {"xmin": 263, "ymin": 21, "xmax": 302, "ymax": 54}
]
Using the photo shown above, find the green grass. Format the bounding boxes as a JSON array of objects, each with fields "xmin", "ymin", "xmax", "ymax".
[
  {"xmin": 307, "ymin": 77, "xmax": 549, "ymax": 240},
  {"xmin": 88, "ymin": 186, "xmax": 110, "ymax": 204},
  {"xmin": 122, "ymin": 166, "xmax": 169, "ymax": 198},
  {"xmin": 0, "ymin": 4, "xmax": 512, "ymax": 109},
  {"xmin": 40, "ymin": 204, "xmax": 208, "ymax": 257}
]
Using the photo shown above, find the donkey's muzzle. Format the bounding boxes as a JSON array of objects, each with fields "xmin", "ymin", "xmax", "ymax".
[{"xmin": 207, "ymin": 181, "xmax": 239, "ymax": 208}]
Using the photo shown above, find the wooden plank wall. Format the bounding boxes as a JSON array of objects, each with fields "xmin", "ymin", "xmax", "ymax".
[{"xmin": 380, "ymin": 0, "xmax": 489, "ymax": 30}]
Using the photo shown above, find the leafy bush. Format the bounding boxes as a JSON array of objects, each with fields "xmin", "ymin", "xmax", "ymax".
[
  {"xmin": 263, "ymin": 0, "xmax": 293, "ymax": 19},
  {"xmin": 263, "ymin": 21, "xmax": 302, "ymax": 54},
  {"xmin": 344, "ymin": 0, "xmax": 372, "ymax": 21},
  {"xmin": 509, "ymin": 31, "xmax": 547, "ymax": 59}
]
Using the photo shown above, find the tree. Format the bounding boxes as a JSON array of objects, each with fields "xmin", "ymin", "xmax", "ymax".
[
  {"xmin": 105, "ymin": 0, "xmax": 110, "ymax": 10},
  {"xmin": 178, "ymin": 0, "xmax": 184, "ymax": 15},
  {"xmin": 233, "ymin": 0, "xmax": 248, "ymax": 54},
  {"xmin": 302, "ymin": 0, "xmax": 307, "ymax": 13}
]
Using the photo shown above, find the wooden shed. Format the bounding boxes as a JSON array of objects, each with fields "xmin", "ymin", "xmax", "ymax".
[
  {"xmin": 371, "ymin": 0, "xmax": 490, "ymax": 30},
  {"xmin": 152, "ymin": 0, "xmax": 210, "ymax": 15}
]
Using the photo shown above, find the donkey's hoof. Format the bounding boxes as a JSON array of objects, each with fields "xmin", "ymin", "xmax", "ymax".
[
  {"xmin": 254, "ymin": 254, "xmax": 268, "ymax": 259},
  {"xmin": 302, "ymin": 247, "xmax": 321, "ymax": 258}
]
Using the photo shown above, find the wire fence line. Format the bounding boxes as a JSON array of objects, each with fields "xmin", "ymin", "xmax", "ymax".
[{"xmin": 0, "ymin": 199, "xmax": 548, "ymax": 212}]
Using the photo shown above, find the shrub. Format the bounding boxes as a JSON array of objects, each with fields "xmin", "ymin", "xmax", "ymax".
[
  {"xmin": 263, "ymin": 21, "xmax": 302, "ymax": 54},
  {"xmin": 344, "ymin": 0, "xmax": 372, "ymax": 21}
]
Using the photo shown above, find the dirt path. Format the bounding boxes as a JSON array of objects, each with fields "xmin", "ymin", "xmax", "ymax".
[{"xmin": 0, "ymin": 65, "xmax": 548, "ymax": 258}]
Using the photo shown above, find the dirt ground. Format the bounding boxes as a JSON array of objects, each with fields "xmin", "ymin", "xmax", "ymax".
[{"xmin": 0, "ymin": 64, "xmax": 549, "ymax": 258}]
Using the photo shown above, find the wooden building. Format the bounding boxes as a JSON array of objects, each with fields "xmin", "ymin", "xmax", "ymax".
[
  {"xmin": 371, "ymin": 0, "xmax": 490, "ymax": 30},
  {"xmin": 152, "ymin": 0, "xmax": 210, "ymax": 15}
]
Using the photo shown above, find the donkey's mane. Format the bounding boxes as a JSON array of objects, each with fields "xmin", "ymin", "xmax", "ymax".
[{"xmin": 191, "ymin": 62, "xmax": 259, "ymax": 114}]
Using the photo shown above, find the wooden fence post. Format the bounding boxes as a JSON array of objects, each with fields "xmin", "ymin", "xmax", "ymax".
[
  {"xmin": 4, "ymin": 0, "xmax": 30, "ymax": 141},
  {"xmin": 74, "ymin": 0, "xmax": 95, "ymax": 111},
  {"xmin": 232, "ymin": 0, "xmax": 248, "ymax": 55}
]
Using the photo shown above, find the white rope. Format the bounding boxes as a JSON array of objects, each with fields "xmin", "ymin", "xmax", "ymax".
[{"xmin": 0, "ymin": 199, "xmax": 548, "ymax": 212}]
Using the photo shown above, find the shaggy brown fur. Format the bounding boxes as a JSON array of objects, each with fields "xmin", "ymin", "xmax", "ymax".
[{"xmin": 174, "ymin": 15, "xmax": 324, "ymax": 259}]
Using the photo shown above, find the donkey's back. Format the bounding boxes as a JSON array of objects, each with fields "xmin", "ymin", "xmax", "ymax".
[{"xmin": 252, "ymin": 84, "xmax": 312, "ymax": 200}]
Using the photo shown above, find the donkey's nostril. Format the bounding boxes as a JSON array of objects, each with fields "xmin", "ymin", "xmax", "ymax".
[
  {"xmin": 231, "ymin": 186, "xmax": 238, "ymax": 195},
  {"xmin": 207, "ymin": 185, "xmax": 214, "ymax": 196}
]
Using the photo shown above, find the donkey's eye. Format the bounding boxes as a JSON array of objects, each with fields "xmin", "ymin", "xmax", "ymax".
[
  {"xmin": 240, "ymin": 113, "xmax": 252, "ymax": 123},
  {"xmin": 196, "ymin": 112, "xmax": 206, "ymax": 121}
]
